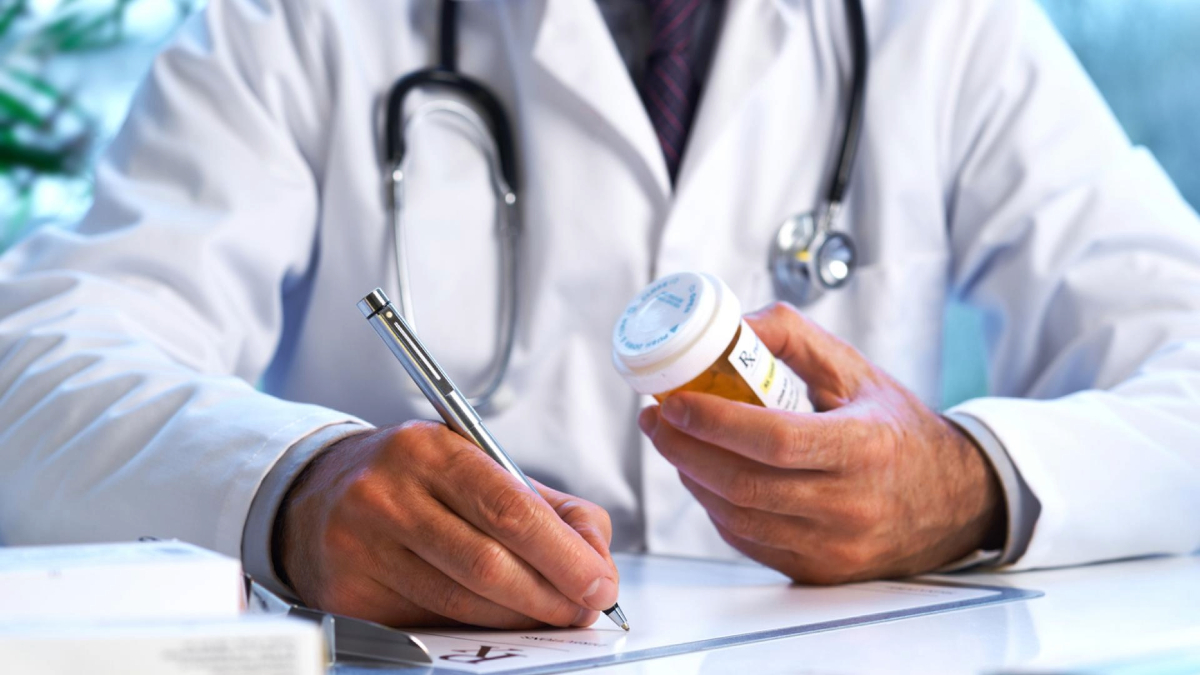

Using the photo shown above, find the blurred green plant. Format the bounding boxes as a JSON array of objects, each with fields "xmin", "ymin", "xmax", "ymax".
[{"xmin": 0, "ymin": 0, "xmax": 196, "ymax": 248}]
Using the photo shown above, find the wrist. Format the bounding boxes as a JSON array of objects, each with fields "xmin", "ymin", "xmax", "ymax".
[
  {"xmin": 942, "ymin": 415, "xmax": 1007, "ymax": 554},
  {"xmin": 274, "ymin": 429, "xmax": 372, "ymax": 601}
]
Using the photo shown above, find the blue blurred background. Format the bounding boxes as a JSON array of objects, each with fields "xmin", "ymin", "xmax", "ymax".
[{"xmin": 0, "ymin": 0, "xmax": 1197, "ymax": 407}]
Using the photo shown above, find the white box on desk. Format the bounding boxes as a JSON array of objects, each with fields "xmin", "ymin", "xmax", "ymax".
[
  {"xmin": 0, "ymin": 616, "xmax": 325, "ymax": 675},
  {"xmin": 0, "ymin": 541, "xmax": 244, "ymax": 622}
]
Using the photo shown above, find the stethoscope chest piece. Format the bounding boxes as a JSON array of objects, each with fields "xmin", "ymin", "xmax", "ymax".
[{"xmin": 770, "ymin": 205, "xmax": 859, "ymax": 307}]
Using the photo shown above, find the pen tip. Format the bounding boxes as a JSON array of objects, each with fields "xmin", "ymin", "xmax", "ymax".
[{"xmin": 621, "ymin": 622, "xmax": 630, "ymax": 632}]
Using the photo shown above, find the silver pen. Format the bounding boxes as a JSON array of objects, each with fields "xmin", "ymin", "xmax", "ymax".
[{"xmin": 357, "ymin": 289, "xmax": 629, "ymax": 632}]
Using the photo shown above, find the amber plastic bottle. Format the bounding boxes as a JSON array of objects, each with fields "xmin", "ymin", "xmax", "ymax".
[{"xmin": 612, "ymin": 272, "xmax": 804, "ymax": 411}]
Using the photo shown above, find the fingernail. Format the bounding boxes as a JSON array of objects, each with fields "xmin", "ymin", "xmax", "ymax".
[
  {"xmin": 582, "ymin": 577, "xmax": 618, "ymax": 611},
  {"xmin": 638, "ymin": 407, "xmax": 658, "ymax": 436},
  {"xmin": 661, "ymin": 397, "xmax": 689, "ymax": 428},
  {"xmin": 572, "ymin": 606, "xmax": 594, "ymax": 627}
]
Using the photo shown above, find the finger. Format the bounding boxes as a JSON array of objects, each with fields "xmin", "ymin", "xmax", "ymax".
[
  {"xmin": 711, "ymin": 521, "xmax": 878, "ymax": 586},
  {"xmin": 380, "ymin": 547, "xmax": 601, "ymax": 629},
  {"xmin": 535, "ymin": 481, "xmax": 616, "ymax": 568},
  {"xmin": 316, "ymin": 571, "xmax": 455, "ymax": 627},
  {"xmin": 430, "ymin": 443, "xmax": 620, "ymax": 613},
  {"xmin": 535, "ymin": 481, "xmax": 613, "ymax": 625},
  {"xmin": 360, "ymin": 547, "xmax": 548, "ymax": 629},
  {"xmin": 744, "ymin": 302, "xmax": 869, "ymax": 408},
  {"xmin": 641, "ymin": 406, "xmax": 831, "ymax": 512},
  {"xmin": 655, "ymin": 394, "xmax": 866, "ymax": 470},
  {"xmin": 393, "ymin": 481, "xmax": 593, "ymax": 628},
  {"xmin": 679, "ymin": 474, "xmax": 818, "ymax": 550}
]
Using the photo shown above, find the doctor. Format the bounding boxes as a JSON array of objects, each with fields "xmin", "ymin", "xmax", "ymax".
[{"xmin": 1, "ymin": 0, "xmax": 1199, "ymax": 630}]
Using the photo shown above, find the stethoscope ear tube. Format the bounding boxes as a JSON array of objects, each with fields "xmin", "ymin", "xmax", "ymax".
[
  {"xmin": 385, "ymin": 100, "xmax": 520, "ymax": 414},
  {"xmin": 384, "ymin": 68, "xmax": 521, "ymax": 195},
  {"xmin": 827, "ymin": 0, "xmax": 869, "ymax": 206},
  {"xmin": 379, "ymin": 0, "xmax": 523, "ymax": 414}
]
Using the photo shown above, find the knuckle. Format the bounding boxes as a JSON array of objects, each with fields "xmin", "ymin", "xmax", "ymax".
[
  {"xmin": 680, "ymin": 402, "xmax": 712, "ymax": 435},
  {"xmin": 342, "ymin": 473, "xmax": 381, "ymax": 507},
  {"xmin": 717, "ymin": 503, "xmax": 760, "ymax": 541},
  {"xmin": 318, "ymin": 519, "xmax": 359, "ymax": 560},
  {"xmin": 575, "ymin": 500, "xmax": 614, "ymax": 542},
  {"xmin": 391, "ymin": 420, "xmax": 448, "ymax": 461},
  {"xmin": 723, "ymin": 472, "xmax": 763, "ymax": 508},
  {"xmin": 381, "ymin": 500, "xmax": 418, "ymax": 538},
  {"xmin": 542, "ymin": 599, "xmax": 586, "ymax": 628},
  {"xmin": 396, "ymin": 418, "xmax": 442, "ymax": 437},
  {"xmin": 443, "ymin": 442, "xmax": 487, "ymax": 483},
  {"xmin": 764, "ymin": 422, "xmax": 798, "ymax": 465},
  {"xmin": 434, "ymin": 582, "xmax": 474, "ymax": 620},
  {"xmin": 340, "ymin": 473, "xmax": 401, "ymax": 525},
  {"xmin": 486, "ymin": 486, "xmax": 540, "ymax": 543},
  {"xmin": 466, "ymin": 540, "xmax": 512, "ymax": 587}
]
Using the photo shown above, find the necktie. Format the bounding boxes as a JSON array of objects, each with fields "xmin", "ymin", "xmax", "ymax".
[{"xmin": 642, "ymin": 0, "xmax": 704, "ymax": 183}]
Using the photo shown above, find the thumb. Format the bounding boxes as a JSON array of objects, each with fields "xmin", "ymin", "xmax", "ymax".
[{"xmin": 743, "ymin": 302, "xmax": 869, "ymax": 410}]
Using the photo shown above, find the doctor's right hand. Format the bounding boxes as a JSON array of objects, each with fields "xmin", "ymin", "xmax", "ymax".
[{"xmin": 276, "ymin": 421, "xmax": 619, "ymax": 629}]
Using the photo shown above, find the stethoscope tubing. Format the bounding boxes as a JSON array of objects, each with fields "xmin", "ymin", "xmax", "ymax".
[
  {"xmin": 380, "ymin": 0, "xmax": 870, "ymax": 411},
  {"xmin": 828, "ymin": 0, "xmax": 869, "ymax": 208},
  {"xmin": 382, "ymin": 0, "xmax": 523, "ymax": 413},
  {"xmin": 387, "ymin": 100, "xmax": 520, "ymax": 413}
]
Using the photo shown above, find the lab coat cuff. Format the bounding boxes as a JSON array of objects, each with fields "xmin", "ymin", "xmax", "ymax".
[
  {"xmin": 241, "ymin": 420, "xmax": 373, "ymax": 602},
  {"xmin": 944, "ymin": 410, "xmax": 1042, "ymax": 567},
  {"xmin": 936, "ymin": 548, "xmax": 1003, "ymax": 573}
]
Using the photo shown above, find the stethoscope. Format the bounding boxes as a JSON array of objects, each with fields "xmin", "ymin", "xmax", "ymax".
[
  {"xmin": 383, "ymin": 0, "xmax": 868, "ymax": 412},
  {"xmin": 383, "ymin": 0, "xmax": 519, "ymax": 413},
  {"xmin": 769, "ymin": 0, "xmax": 869, "ymax": 306}
]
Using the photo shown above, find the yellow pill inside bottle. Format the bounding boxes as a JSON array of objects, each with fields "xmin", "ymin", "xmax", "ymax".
[{"xmin": 612, "ymin": 272, "xmax": 806, "ymax": 411}]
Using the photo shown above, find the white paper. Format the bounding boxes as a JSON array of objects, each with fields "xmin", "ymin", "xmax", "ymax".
[{"xmin": 405, "ymin": 554, "xmax": 1035, "ymax": 674}]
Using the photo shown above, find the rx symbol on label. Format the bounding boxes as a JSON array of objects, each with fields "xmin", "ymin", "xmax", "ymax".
[
  {"xmin": 738, "ymin": 350, "xmax": 757, "ymax": 369},
  {"xmin": 440, "ymin": 645, "xmax": 527, "ymax": 664}
]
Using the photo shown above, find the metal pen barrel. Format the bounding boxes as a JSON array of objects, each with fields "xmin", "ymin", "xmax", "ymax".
[{"xmin": 357, "ymin": 289, "xmax": 535, "ymax": 491}]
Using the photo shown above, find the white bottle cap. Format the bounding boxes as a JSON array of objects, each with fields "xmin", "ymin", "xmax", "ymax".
[{"xmin": 612, "ymin": 272, "xmax": 743, "ymax": 396}]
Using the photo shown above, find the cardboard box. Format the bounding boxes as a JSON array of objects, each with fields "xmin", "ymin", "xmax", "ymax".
[
  {"xmin": 0, "ymin": 617, "xmax": 324, "ymax": 675},
  {"xmin": 0, "ymin": 541, "xmax": 244, "ymax": 622}
]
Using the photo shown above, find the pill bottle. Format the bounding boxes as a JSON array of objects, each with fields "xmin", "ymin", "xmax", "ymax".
[{"xmin": 612, "ymin": 272, "xmax": 806, "ymax": 411}]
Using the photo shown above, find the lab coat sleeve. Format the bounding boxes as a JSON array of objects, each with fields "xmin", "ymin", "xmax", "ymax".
[
  {"xmin": 241, "ymin": 422, "xmax": 368, "ymax": 600},
  {"xmin": 0, "ymin": 0, "xmax": 366, "ymax": 558},
  {"xmin": 943, "ymin": 0, "xmax": 1200, "ymax": 569},
  {"xmin": 945, "ymin": 413, "xmax": 1040, "ymax": 566}
]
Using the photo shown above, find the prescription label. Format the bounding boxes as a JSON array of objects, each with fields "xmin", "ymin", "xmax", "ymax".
[{"xmin": 727, "ymin": 320, "xmax": 806, "ymax": 411}]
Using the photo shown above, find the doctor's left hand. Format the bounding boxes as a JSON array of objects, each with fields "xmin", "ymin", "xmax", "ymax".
[{"xmin": 639, "ymin": 303, "xmax": 1006, "ymax": 583}]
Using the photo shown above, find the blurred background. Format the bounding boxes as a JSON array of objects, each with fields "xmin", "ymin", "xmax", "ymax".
[{"xmin": 0, "ymin": 0, "xmax": 1196, "ymax": 407}]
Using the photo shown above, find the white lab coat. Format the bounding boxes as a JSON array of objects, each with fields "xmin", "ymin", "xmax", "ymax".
[{"xmin": 1, "ymin": 0, "xmax": 1198, "ymax": 571}]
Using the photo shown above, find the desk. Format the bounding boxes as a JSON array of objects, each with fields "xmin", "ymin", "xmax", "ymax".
[
  {"xmin": 337, "ymin": 554, "xmax": 1199, "ymax": 674},
  {"xmin": 585, "ymin": 554, "xmax": 1200, "ymax": 674}
]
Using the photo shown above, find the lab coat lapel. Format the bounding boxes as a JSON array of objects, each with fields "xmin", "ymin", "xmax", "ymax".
[
  {"xmin": 530, "ymin": 0, "xmax": 671, "ymax": 197},
  {"xmin": 675, "ymin": 0, "xmax": 795, "ymax": 196}
]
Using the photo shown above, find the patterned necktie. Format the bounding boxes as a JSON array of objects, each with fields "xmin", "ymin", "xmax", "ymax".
[{"xmin": 642, "ymin": 0, "xmax": 704, "ymax": 183}]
